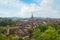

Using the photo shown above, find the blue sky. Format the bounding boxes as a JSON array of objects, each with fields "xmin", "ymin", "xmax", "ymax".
[{"xmin": 0, "ymin": 0, "xmax": 60, "ymax": 18}]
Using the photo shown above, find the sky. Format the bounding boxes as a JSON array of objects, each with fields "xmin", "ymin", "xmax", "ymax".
[{"xmin": 0, "ymin": 0, "xmax": 60, "ymax": 18}]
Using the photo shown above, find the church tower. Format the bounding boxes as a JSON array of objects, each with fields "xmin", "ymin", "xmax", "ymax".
[
  {"xmin": 31, "ymin": 13, "xmax": 34, "ymax": 20},
  {"xmin": 31, "ymin": 13, "xmax": 34, "ymax": 29}
]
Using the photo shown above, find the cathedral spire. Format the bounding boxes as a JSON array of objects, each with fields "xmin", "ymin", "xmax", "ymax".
[{"xmin": 31, "ymin": 13, "xmax": 34, "ymax": 19}]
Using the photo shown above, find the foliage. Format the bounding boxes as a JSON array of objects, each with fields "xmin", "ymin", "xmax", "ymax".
[
  {"xmin": 42, "ymin": 26, "xmax": 60, "ymax": 40},
  {"xmin": 9, "ymin": 35, "xmax": 19, "ymax": 40},
  {"xmin": 23, "ymin": 36, "xmax": 29, "ymax": 40},
  {"xmin": 0, "ymin": 22, "xmax": 60, "ymax": 40},
  {"xmin": 9, "ymin": 28, "xmax": 16, "ymax": 34},
  {"xmin": 0, "ymin": 34, "xmax": 7, "ymax": 40},
  {"xmin": 0, "ymin": 20, "xmax": 14, "ymax": 26},
  {"xmin": 0, "ymin": 28, "xmax": 6, "ymax": 33},
  {"xmin": 32, "ymin": 28, "xmax": 41, "ymax": 40}
]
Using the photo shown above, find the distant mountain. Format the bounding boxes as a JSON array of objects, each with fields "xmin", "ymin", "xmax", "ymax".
[{"xmin": 0, "ymin": 17, "xmax": 60, "ymax": 21}]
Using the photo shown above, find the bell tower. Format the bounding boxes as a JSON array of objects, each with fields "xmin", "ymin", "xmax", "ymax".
[
  {"xmin": 31, "ymin": 13, "xmax": 34, "ymax": 20},
  {"xmin": 31, "ymin": 13, "xmax": 34, "ymax": 29}
]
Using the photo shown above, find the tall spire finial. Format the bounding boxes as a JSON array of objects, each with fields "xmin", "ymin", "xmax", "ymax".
[{"xmin": 31, "ymin": 13, "xmax": 33, "ymax": 19}]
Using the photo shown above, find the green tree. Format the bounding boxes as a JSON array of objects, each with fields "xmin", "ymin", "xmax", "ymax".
[
  {"xmin": 32, "ymin": 28, "xmax": 41, "ymax": 40},
  {"xmin": 9, "ymin": 35, "xmax": 19, "ymax": 40},
  {"xmin": 28, "ymin": 28, "xmax": 33, "ymax": 38},
  {"xmin": 9, "ymin": 28, "xmax": 16, "ymax": 34},
  {"xmin": 0, "ymin": 28, "xmax": 6, "ymax": 33},
  {"xmin": 37, "ymin": 24, "xmax": 49, "ymax": 32},
  {"xmin": 0, "ymin": 20, "xmax": 14, "ymax": 26},
  {"xmin": 23, "ymin": 36, "xmax": 29, "ymax": 40},
  {"xmin": 42, "ymin": 26, "xmax": 60, "ymax": 40},
  {"xmin": 0, "ymin": 34, "xmax": 7, "ymax": 40}
]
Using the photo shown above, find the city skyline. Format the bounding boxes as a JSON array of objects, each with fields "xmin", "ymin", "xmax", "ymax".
[{"xmin": 0, "ymin": 0, "xmax": 60, "ymax": 18}]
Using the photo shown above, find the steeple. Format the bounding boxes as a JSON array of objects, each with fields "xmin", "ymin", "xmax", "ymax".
[
  {"xmin": 31, "ymin": 13, "xmax": 34, "ymax": 19},
  {"xmin": 31, "ymin": 13, "xmax": 34, "ymax": 30}
]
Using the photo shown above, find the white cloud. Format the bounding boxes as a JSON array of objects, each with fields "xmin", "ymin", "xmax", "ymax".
[
  {"xmin": 0, "ymin": 0, "xmax": 60, "ymax": 18},
  {"xmin": 0, "ymin": 11, "xmax": 11, "ymax": 17}
]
